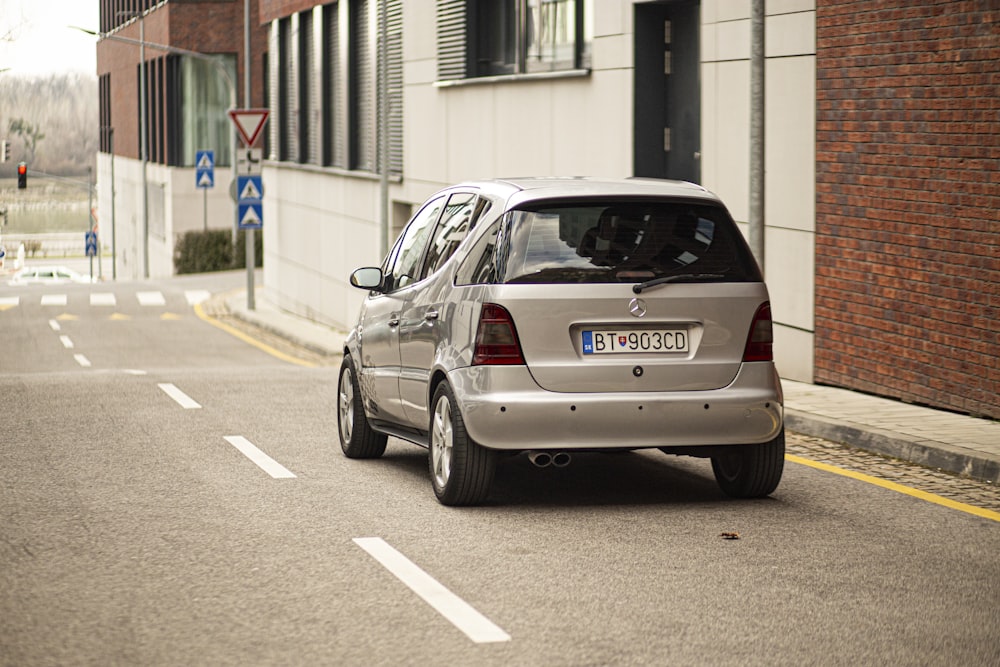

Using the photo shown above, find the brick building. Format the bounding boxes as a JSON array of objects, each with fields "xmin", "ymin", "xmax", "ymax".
[
  {"xmin": 96, "ymin": 0, "xmax": 268, "ymax": 278},
  {"xmin": 815, "ymin": 0, "xmax": 999, "ymax": 418}
]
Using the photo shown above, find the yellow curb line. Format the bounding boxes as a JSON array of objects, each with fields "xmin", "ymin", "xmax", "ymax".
[
  {"xmin": 194, "ymin": 301, "xmax": 317, "ymax": 368},
  {"xmin": 786, "ymin": 453, "xmax": 1000, "ymax": 523}
]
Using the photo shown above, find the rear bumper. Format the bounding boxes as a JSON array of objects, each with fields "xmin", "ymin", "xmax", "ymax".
[{"xmin": 448, "ymin": 362, "xmax": 783, "ymax": 451}]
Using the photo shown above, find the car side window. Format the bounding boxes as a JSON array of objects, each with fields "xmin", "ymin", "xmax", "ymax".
[
  {"xmin": 420, "ymin": 193, "xmax": 480, "ymax": 279},
  {"xmin": 385, "ymin": 195, "xmax": 445, "ymax": 292},
  {"xmin": 455, "ymin": 217, "xmax": 502, "ymax": 286}
]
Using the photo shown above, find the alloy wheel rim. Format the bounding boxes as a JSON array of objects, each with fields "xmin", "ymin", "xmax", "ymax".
[
  {"xmin": 339, "ymin": 368, "xmax": 354, "ymax": 444},
  {"xmin": 431, "ymin": 396, "xmax": 453, "ymax": 488}
]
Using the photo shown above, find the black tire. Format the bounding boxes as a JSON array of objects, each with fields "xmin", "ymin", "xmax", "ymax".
[
  {"xmin": 337, "ymin": 356, "xmax": 387, "ymax": 459},
  {"xmin": 711, "ymin": 429, "xmax": 785, "ymax": 498},
  {"xmin": 428, "ymin": 382, "xmax": 496, "ymax": 506}
]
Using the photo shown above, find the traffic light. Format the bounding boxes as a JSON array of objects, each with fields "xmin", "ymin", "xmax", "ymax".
[
  {"xmin": 17, "ymin": 162, "xmax": 27, "ymax": 189},
  {"xmin": 1, "ymin": 140, "xmax": 9, "ymax": 163}
]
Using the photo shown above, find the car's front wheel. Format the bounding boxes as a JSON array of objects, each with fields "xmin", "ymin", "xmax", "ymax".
[
  {"xmin": 338, "ymin": 356, "xmax": 387, "ymax": 459},
  {"xmin": 429, "ymin": 382, "xmax": 496, "ymax": 506},
  {"xmin": 711, "ymin": 430, "xmax": 785, "ymax": 498}
]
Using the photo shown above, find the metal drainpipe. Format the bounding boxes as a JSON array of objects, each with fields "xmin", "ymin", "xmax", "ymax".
[{"xmin": 749, "ymin": 0, "xmax": 765, "ymax": 276}]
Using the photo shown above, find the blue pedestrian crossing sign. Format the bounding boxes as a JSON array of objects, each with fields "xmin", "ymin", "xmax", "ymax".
[
  {"xmin": 238, "ymin": 202, "xmax": 263, "ymax": 229},
  {"xmin": 238, "ymin": 175, "xmax": 262, "ymax": 201},
  {"xmin": 237, "ymin": 175, "xmax": 263, "ymax": 229},
  {"xmin": 85, "ymin": 231, "xmax": 98, "ymax": 257},
  {"xmin": 195, "ymin": 150, "xmax": 215, "ymax": 189}
]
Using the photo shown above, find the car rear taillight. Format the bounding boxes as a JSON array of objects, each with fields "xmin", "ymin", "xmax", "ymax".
[
  {"xmin": 743, "ymin": 302, "xmax": 774, "ymax": 362},
  {"xmin": 473, "ymin": 303, "xmax": 525, "ymax": 365}
]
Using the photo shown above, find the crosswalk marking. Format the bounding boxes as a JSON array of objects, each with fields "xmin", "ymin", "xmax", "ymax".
[
  {"xmin": 48, "ymin": 319, "xmax": 60, "ymax": 331},
  {"xmin": 185, "ymin": 290, "xmax": 210, "ymax": 305},
  {"xmin": 40, "ymin": 294, "xmax": 67, "ymax": 306},
  {"xmin": 136, "ymin": 291, "xmax": 166, "ymax": 306},
  {"xmin": 0, "ymin": 290, "xmax": 210, "ymax": 309},
  {"xmin": 59, "ymin": 335, "xmax": 74, "ymax": 349}
]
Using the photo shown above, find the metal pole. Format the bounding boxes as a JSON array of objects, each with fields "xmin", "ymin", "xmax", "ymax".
[
  {"xmin": 244, "ymin": 0, "xmax": 255, "ymax": 311},
  {"xmin": 89, "ymin": 166, "xmax": 94, "ymax": 281},
  {"xmin": 378, "ymin": 0, "xmax": 389, "ymax": 257},
  {"xmin": 140, "ymin": 12, "xmax": 149, "ymax": 279},
  {"xmin": 749, "ymin": 0, "xmax": 765, "ymax": 276},
  {"xmin": 203, "ymin": 187, "xmax": 208, "ymax": 232},
  {"xmin": 110, "ymin": 128, "xmax": 117, "ymax": 280}
]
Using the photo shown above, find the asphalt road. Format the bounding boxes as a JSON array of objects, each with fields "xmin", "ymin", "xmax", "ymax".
[{"xmin": 2, "ymin": 272, "xmax": 998, "ymax": 666}]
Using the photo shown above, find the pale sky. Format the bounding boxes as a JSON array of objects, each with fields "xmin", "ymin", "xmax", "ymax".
[{"xmin": 1, "ymin": 0, "xmax": 99, "ymax": 76}]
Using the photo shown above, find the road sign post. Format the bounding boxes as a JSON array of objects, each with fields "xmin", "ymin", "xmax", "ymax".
[{"xmin": 228, "ymin": 110, "xmax": 269, "ymax": 311}]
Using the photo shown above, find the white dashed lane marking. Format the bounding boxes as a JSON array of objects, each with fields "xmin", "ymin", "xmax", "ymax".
[
  {"xmin": 353, "ymin": 537, "xmax": 511, "ymax": 644},
  {"xmin": 73, "ymin": 354, "xmax": 91, "ymax": 368},
  {"xmin": 223, "ymin": 436, "xmax": 296, "ymax": 479},
  {"xmin": 157, "ymin": 383, "xmax": 202, "ymax": 409},
  {"xmin": 90, "ymin": 293, "xmax": 117, "ymax": 306},
  {"xmin": 59, "ymin": 335, "xmax": 74, "ymax": 349}
]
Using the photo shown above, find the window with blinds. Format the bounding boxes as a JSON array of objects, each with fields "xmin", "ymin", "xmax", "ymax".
[
  {"xmin": 269, "ymin": 0, "xmax": 403, "ymax": 177},
  {"xmin": 350, "ymin": 0, "xmax": 375, "ymax": 172},
  {"xmin": 437, "ymin": 0, "xmax": 591, "ymax": 81}
]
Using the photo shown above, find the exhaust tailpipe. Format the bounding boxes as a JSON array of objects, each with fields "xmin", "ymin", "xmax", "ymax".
[
  {"xmin": 527, "ymin": 451, "xmax": 553, "ymax": 468},
  {"xmin": 551, "ymin": 451, "xmax": 572, "ymax": 468},
  {"xmin": 527, "ymin": 451, "xmax": 572, "ymax": 468}
]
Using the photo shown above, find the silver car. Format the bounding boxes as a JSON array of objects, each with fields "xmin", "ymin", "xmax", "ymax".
[{"xmin": 340, "ymin": 178, "xmax": 784, "ymax": 505}]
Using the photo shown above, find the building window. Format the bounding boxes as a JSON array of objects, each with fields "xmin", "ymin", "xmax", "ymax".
[
  {"xmin": 438, "ymin": 0, "xmax": 590, "ymax": 81},
  {"xmin": 322, "ymin": 2, "xmax": 347, "ymax": 168},
  {"xmin": 99, "ymin": 74, "xmax": 112, "ymax": 153},
  {"xmin": 178, "ymin": 54, "xmax": 236, "ymax": 167},
  {"xmin": 269, "ymin": 0, "xmax": 402, "ymax": 176},
  {"xmin": 350, "ymin": 0, "xmax": 375, "ymax": 172}
]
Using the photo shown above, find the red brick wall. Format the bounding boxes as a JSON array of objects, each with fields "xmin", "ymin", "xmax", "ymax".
[
  {"xmin": 815, "ymin": 0, "xmax": 1000, "ymax": 419},
  {"xmin": 97, "ymin": 0, "xmax": 269, "ymax": 160},
  {"xmin": 259, "ymin": 0, "xmax": 319, "ymax": 23}
]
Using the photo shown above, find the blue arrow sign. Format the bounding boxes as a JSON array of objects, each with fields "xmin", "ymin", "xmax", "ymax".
[
  {"xmin": 195, "ymin": 150, "xmax": 215, "ymax": 189},
  {"xmin": 238, "ymin": 202, "xmax": 263, "ymax": 229}
]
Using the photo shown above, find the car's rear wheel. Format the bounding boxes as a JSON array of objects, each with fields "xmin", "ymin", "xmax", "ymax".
[
  {"xmin": 338, "ymin": 356, "xmax": 387, "ymax": 459},
  {"xmin": 711, "ymin": 430, "xmax": 785, "ymax": 498},
  {"xmin": 429, "ymin": 382, "xmax": 496, "ymax": 506}
]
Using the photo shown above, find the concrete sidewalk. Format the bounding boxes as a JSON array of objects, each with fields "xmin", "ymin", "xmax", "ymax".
[{"xmin": 225, "ymin": 288, "xmax": 1000, "ymax": 484}]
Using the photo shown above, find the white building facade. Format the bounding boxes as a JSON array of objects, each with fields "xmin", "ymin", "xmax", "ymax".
[{"xmin": 261, "ymin": 0, "xmax": 818, "ymax": 382}]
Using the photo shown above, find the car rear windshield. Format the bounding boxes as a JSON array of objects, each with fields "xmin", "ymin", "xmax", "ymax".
[{"xmin": 496, "ymin": 201, "xmax": 762, "ymax": 285}]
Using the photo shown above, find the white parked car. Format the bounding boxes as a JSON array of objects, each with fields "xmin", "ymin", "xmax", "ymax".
[{"xmin": 8, "ymin": 266, "xmax": 97, "ymax": 286}]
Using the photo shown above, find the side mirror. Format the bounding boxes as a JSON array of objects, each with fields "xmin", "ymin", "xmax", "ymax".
[{"xmin": 350, "ymin": 267, "xmax": 384, "ymax": 291}]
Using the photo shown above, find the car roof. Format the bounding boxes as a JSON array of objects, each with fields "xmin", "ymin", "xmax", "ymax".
[{"xmin": 454, "ymin": 177, "xmax": 721, "ymax": 208}]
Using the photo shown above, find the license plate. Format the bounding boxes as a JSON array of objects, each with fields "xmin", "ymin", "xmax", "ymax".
[{"xmin": 582, "ymin": 329, "xmax": 689, "ymax": 354}]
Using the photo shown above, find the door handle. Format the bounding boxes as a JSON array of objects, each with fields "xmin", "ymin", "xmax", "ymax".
[
  {"xmin": 388, "ymin": 316, "xmax": 400, "ymax": 327},
  {"xmin": 424, "ymin": 310, "xmax": 439, "ymax": 321}
]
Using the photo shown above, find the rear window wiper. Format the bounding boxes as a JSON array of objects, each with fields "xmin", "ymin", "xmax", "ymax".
[{"xmin": 632, "ymin": 273, "xmax": 725, "ymax": 294}]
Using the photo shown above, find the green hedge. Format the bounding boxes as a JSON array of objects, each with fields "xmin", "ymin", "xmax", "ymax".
[{"xmin": 174, "ymin": 229, "xmax": 264, "ymax": 274}]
